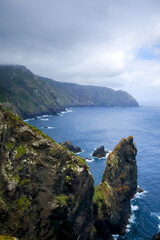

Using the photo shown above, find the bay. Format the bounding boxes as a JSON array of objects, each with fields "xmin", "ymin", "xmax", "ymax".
[{"xmin": 26, "ymin": 106, "xmax": 160, "ymax": 240}]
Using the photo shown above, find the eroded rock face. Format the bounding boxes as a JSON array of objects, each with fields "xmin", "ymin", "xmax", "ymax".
[
  {"xmin": 92, "ymin": 146, "xmax": 108, "ymax": 158},
  {"xmin": 93, "ymin": 137, "xmax": 137, "ymax": 238},
  {"xmin": 103, "ymin": 136, "xmax": 137, "ymax": 197},
  {"xmin": 0, "ymin": 105, "xmax": 94, "ymax": 240},
  {"xmin": 0, "ymin": 105, "xmax": 139, "ymax": 240}
]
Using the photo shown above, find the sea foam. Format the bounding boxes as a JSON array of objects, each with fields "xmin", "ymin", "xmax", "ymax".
[
  {"xmin": 40, "ymin": 118, "xmax": 49, "ymax": 121},
  {"xmin": 85, "ymin": 159, "xmax": 95, "ymax": 162},
  {"xmin": 131, "ymin": 205, "xmax": 139, "ymax": 211},
  {"xmin": 41, "ymin": 127, "xmax": 55, "ymax": 129},
  {"xmin": 24, "ymin": 118, "xmax": 35, "ymax": 122},
  {"xmin": 134, "ymin": 190, "xmax": 148, "ymax": 199}
]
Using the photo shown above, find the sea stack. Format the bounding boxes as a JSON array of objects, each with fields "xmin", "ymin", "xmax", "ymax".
[
  {"xmin": 92, "ymin": 146, "xmax": 108, "ymax": 158},
  {"xmin": 93, "ymin": 136, "xmax": 137, "ymax": 238},
  {"xmin": 0, "ymin": 105, "xmax": 139, "ymax": 239},
  {"xmin": 60, "ymin": 140, "xmax": 82, "ymax": 153}
]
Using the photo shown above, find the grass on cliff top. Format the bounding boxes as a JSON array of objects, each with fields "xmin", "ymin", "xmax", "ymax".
[
  {"xmin": 1, "ymin": 104, "xmax": 90, "ymax": 171},
  {"xmin": 1, "ymin": 104, "xmax": 57, "ymax": 146}
]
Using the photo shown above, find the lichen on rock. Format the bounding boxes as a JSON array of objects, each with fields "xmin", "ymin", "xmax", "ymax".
[
  {"xmin": 0, "ymin": 105, "xmax": 94, "ymax": 240},
  {"xmin": 93, "ymin": 136, "xmax": 138, "ymax": 238},
  {"xmin": 0, "ymin": 104, "xmax": 139, "ymax": 240}
]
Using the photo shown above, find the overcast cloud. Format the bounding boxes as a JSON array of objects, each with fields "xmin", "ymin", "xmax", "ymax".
[{"xmin": 0, "ymin": 0, "xmax": 160, "ymax": 104}]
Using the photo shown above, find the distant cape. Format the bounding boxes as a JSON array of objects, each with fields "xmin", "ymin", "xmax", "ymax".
[{"xmin": 0, "ymin": 64, "xmax": 139, "ymax": 119}]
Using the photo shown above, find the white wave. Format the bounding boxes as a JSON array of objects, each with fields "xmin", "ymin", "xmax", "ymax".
[
  {"xmin": 85, "ymin": 159, "xmax": 95, "ymax": 162},
  {"xmin": 61, "ymin": 111, "xmax": 66, "ymax": 114},
  {"xmin": 126, "ymin": 211, "xmax": 136, "ymax": 233},
  {"xmin": 129, "ymin": 213, "xmax": 136, "ymax": 224},
  {"xmin": 112, "ymin": 234, "xmax": 119, "ymax": 240},
  {"xmin": 158, "ymin": 224, "xmax": 160, "ymax": 230},
  {"xmin": 41, "ymin": 127, "xmax": 55, "ymax": 129},
  {"xmin": 24, "ymin": 118, "xmax": 35, "ymax": 122},
  {"xmin": 75, "ymin": 151, "xmax": 84, "ymax": 155},
  {"xmin": 66, "ymin": 108, "xmax": 73, "ymax": 113},
  {"xmin": 38, "ymin": 115, "xmax": 51, "ymax": 118},
  {"xmin": 40, "ymin": 118, "xmax": 49, "ymax": 121},
  {"xmin": 134, "ymin": 190, "xmax": 147, "ymax": 199},
  {"xmin": 126, "ymin": 224, "xmax": 131, "ymax": 233},
  {"xmin": 131, "ymin": 205, "xmax": 139, "ymax": 211},
  {"xmin": 57, "ymin": 113, "xmax": 63, "ymax": 116},
  {"xmin": 151, "ymin": 212, "xmax": 160, "ymax": 220},
  {"xmin": 42, "ymin": 115, "xmax": 50, "ymax": 117},
  {"xmin": 59, "ymin": 109, "xmax": 73, "ymax": 115}
]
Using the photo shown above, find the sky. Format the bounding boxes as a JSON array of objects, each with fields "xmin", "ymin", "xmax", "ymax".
[{"xmin": 0, "ymin": 0, "xmax": 160, "ymax": 105}]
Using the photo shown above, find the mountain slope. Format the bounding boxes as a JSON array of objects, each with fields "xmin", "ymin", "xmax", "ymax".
[
  {"xmin": 0, "ymin": 65, "xmax": 139, "ymax": 119},
  {"xmin": 0, "ymin": 105, "xmax": 138, "ymax": 239}
]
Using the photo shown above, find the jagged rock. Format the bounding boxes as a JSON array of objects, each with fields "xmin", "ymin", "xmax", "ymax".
[
  {"xmin": 92, "ymin": 146, "xmax": 108, "ymax": 158},
  {"xmin": 0, "ymin": 105, "xmax": 139, "ymax": 240},
  {"xmin": 103, "ymin": 136, "xmax": 137, "ymax": 197},
  {"xmin": 0, "ymin": 105, "xmax": 94, "ymax": 240},
  {"xmin": 61, "ymin": 140, "xmax": 82, "ymax": 153},
  {"xmin": 93, "ymin": 136, "xmax": 137, "ymax": 238},
  {"xmin": 152, "ymin": 232, "xmax": 160, "ymax": 240}
]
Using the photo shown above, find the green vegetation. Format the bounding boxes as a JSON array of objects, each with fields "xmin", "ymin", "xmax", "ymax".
[
  {"xmin": 76, "ymin": 155, "xmax": 88, "ymax": 167},
  {"xmin": 15, "ymin": 144, "xmax": 26, "ymax": 159},
  {"xmin": 0, "ymin": 197, "xmax": 6, "ymax": 209},
  {"xmin": 19, "ymin": 179, "xmax": 31, "ymax": 185},
  {"xmin": 65, "ymin": 175, "xmax": 72, "ymax": 182},
  {"xmin": 0, "ymin": 65, "xmax": 139, "ymax": 119},
  {"xmin": 13, "ymin": 175, "xmax": 20, "ymax": 182},
  {"xmin": 0, "ymin": 236, "xmax": 18, "ymax": 240},
  {"xmin": 6, "ymin": 142, "xmax": 14, "ymax": 151},
  {"xmin": 14, "ymin": 196, "xmax": 31, "ymax": 212},
  {"xmin": 93, "ymin": 181, "xmax": 114, "ymax": 219},
  {"xmin": 93, "ymin": 185, "xmax": 103, "ymax": 218},
  {"xmin": 55, "ymin": 194, "xmax": 68, "ymax": 207}
]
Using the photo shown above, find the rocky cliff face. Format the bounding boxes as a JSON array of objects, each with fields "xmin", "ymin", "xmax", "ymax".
[
  {"xmin": 93, "ymin": 137, "xmax": 137, "ymax": 238},
  {"xmin": 0, "ymin": 105, "xmax": 138, "ymax": 240},
  {"xmin": 0, "ymin": 65, "xmax": 139, "ymax": 119},
  {"xmin": 0, "ymin": 105, "xmax": 94, "ymax": 240}
]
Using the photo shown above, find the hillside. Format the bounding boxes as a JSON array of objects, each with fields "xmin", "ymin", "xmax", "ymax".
[
  {"xmin": 0, "ymin": 65, "xmax": 139, "ymax": 119},
  {"xmin": 0, "ymin": 105, "xmax": 138, "ymax": 239}
]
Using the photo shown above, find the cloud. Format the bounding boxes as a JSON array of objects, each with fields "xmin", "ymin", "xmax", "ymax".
[{"xmin": 0, "ymin": 0, "xmax": 160, "ymax": 104}]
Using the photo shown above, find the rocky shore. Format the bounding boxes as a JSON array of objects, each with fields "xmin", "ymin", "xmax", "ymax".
[{"xmin": 0, "ymin": 105, "xmax": 138, "ymax": 239}]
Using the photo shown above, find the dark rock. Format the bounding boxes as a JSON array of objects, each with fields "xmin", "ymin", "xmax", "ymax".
[
  {"xmin": 137, "ymin": 187, "xmax": 143, "ymax": 193},
  {"xmin": 61, "ymin": 140, "xmax": 82, "ymax": 153},
  {"xmin": 93, "ymin": 136, "xmax": 137, "ymax": 237},
  {"xmin": 92, "ymin": 146, "xmax": 108, "ymax": 158},
  {"xmin": 0, "ymin": 105, "xmax": 94, "ymax": 240},
  {"xmin": 152, "ymin": 232, "xmax": 160, "ymax": 240},
  {"xmin": 0, "ymin": 105, "xmax": 139, "ymax": 240}
]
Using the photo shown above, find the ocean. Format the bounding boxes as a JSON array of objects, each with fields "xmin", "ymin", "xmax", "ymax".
[{"xmin": 25, "ymin": 106, "xmax": 160, "ymax": 240}]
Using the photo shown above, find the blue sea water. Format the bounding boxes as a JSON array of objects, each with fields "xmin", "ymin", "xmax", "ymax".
[{"xmin": 26, "ymin": 106, "xmax": 160, "ymax": 240}]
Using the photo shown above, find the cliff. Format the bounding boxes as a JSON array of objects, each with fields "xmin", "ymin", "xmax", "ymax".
[
  {"xmin": 0, "ymin": 105, "xmax": 94, "ymax": 240},
  {"xmin": 93, "ymin": 137, "xmax": 137, "ymax": 239},
  {"xmin": 0, "ymin": 65, "xmax": 139, "ymax": 119},
  {"xmin": 0, "ymin": 105, "xmax": 138, "ymax": 239}
]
